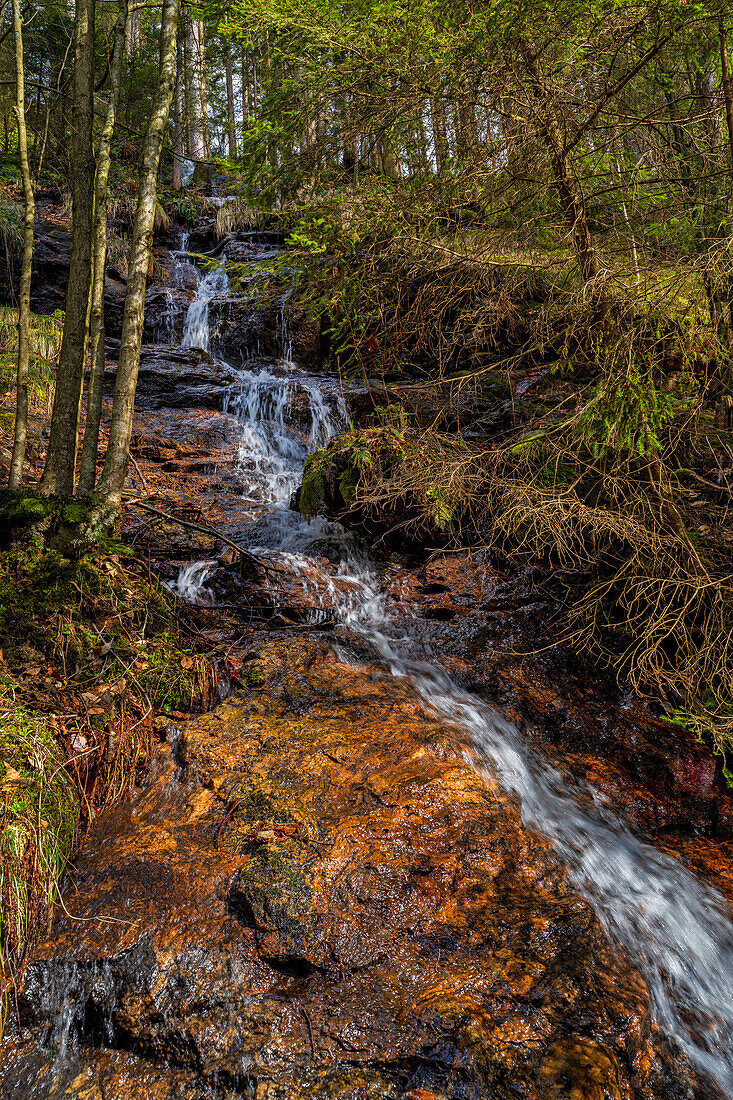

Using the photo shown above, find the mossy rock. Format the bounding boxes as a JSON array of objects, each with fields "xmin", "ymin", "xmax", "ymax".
[{"xmin": 0, "ymin": 490, "xmax": 54, "ymax": 530}]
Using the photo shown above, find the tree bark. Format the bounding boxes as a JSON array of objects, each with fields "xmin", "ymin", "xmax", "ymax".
[
  {"xmin": 172, "ymin": 26, "xmax": 184, "ymax": 190},
  {"xmin": 95, "ymin": 0, "xmax": 180, "ymax": 509},
  {"xmin": 720, "ymin": 18, "xmax": 733, "ymax": 182},
  {"xmin": 518, "ymin": 40, "xmax": 600, "ymax": 287},
  {"xmin": 39, "ymin": 0, "xmax": 95, "ymax": 496},
  {"xmin": 185, "ymin": 8, "xmax": 208, "ymax": 186},
  {"xmin": 241, "ymin": 45, "xmax": 251, "ymax": 132},
  {"xmin": 8, "ymin": 0, "xmax": 35, "ymax": 491},
  {"xmin": 224, "ymin": 37, "xmax": 237, "ymax": 158},
  {"xmin": 77, "ymin": 0, "xmax": 128, "ymax": 496}
]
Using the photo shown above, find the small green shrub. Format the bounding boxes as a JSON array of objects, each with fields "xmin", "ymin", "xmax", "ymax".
[{"xmin": 0, "ymin": 306, "xmax": 63, "ymax": 409}]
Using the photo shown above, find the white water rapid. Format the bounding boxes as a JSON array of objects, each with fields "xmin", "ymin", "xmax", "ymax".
[
  {"xmin": 182, "ymin": 258, "xmax": 229, "ymax": 353},
  {"xmin": 175, "ymin": 247, "xmax": 733, "ymax": 1098}
]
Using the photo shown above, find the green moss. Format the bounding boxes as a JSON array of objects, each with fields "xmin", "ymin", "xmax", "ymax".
[
  {"xmin": 0, "ymin": 490, "xmax": 54, "ymax": 528},
  {"xmin": 299, "ymin": 449, "xmax": 331, "ymax": 519},
  {"xmin": 243, "ymin": 661, "xmax": 265, "ymax": 688},
  {"xmin": 61, "ymin": 501, "xmax": 90, "ymax": 525}
]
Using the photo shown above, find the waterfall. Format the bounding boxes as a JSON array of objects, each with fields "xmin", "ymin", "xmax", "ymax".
[
  {"xmin": 166, "ymin": 248, "xmax": 733, "ymax": 1099},
  {"xmin": 182, "ymin": 256, "xmax": 228, "ymax": 353}
]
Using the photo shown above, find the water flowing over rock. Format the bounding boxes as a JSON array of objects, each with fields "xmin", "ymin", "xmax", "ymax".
[
  {"xmin": 4, "ymin": 228, "xmax": 733, "ymax": 1100},
  {"xmin": 0, "ymin": 639, "xmax": 695, "ymax": 1100}
]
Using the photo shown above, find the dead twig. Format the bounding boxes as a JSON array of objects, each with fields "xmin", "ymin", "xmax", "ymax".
[
  {"xmin": 122, "ymin": 497, "xmax": 287, "ymax": 575},
  {"xmin": 128, "ymin": 452, "xmax": 149, "ymax": 495}
]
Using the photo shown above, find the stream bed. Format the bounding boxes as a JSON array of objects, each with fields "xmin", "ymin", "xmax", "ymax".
[{"xmin": 3, "ymin": 233, "xmax": 733, "ymax": 1100}]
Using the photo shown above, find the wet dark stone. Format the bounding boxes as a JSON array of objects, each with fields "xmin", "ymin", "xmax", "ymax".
[{"xmin": 103, "ymin": 344, "xmax": 239, "ymax": 410}]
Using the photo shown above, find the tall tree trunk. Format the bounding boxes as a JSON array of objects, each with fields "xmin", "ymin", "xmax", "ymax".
[
  {"xmin": 241, "ymin": 46, "xmax": 251, "ymax": 132},
  {"xmin": 185, "ymin": 8, "xmax": 208, "ymax": 186},
  {"xmin": 172, "ymin": 27, "xmax": 184, "ymax": 190},
  {"xmin": 717, "ymin": 17, "xmax": 733, "ymax": 375},
  {"xmin": 199, "ymin": 19, "xmax": 210, "ymax": 157},
  {"xmin": 518, "ymin": 40, "xmax": 600, "ymax": 287},
  {"xmin": 8, "ymin": 0, "xmax": 35, "ymax": 491},
  {"xmin": 96, "ymin": 0, "xmax": 180, "ymax": 510},
  {"xmin": 40, "ymin": 0, "xmax": 95, "ymax": 496},
  {"xmin": 720, "ymin": 18, "xmax": 733, "ymax": 186},
  {"xmin": 78, "ymin": 0, "xmax": 128, "ymax": 496},
  {"xmin": 224, "ymin": 37, "xmax": 237, "ymax": 158}
]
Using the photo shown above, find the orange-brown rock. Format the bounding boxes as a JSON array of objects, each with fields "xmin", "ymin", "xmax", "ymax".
[{"xmin": 0, "ymin": 640, "xmax": 694, "ymax": 1099}]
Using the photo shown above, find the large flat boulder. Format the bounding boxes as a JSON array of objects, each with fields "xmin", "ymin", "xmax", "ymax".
[{"xmin": 0, "ymin": 640, "xmax": 692, "ymax": 1100}]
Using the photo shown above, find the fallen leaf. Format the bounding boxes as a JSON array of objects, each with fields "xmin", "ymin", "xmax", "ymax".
[{"xmin": 3, "ymin": 765, "xmax": 22, "ymax": 783}]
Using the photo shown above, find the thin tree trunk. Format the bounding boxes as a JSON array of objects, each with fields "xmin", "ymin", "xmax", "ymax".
[
  {"xmin": 198, "ymin": 19, "xmax": 210, "ymax": 157},
  {"xmin": 8, "ymin": 0, "xmax": 34, "ymax": 491},
  {"xmin": 431, "ymin": 96, "xmax": 449, "ymax": 171},
  {"xmin": 241, "ymin": 45, "xmax": 251, "ymax": 132},
  {"xmin": 224, "ymin": 37, "xmax": 236, "ymax": 158},
  {"xmin": 720, "ymin": 18, "xmax": 733, "ymax": 183},
  {"xmin": 717, "ymin": 17, "xmax": 733, "ymax": 374},
  {"xmin": 519, "ymin": 40, "xmax": 600, "ymax": 286},
  {"xmin": 39, "ymin": 0, "xmax": 95, "ymax": 496},
  {"xmin": 172, "ymin": 27, "xmax": 183, "ymax": 190},
  {"xmin": 78, "ymin": 0, "xmax": 128, "ymax": 496},
  {"xmin": 96, "ymin": 0, "xmax": 180, "ymax": 510}
]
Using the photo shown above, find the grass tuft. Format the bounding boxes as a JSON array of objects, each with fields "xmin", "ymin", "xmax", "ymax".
[{"xmin": 0, "ymin": 692, "xmax": 78, "ymax": 1031}]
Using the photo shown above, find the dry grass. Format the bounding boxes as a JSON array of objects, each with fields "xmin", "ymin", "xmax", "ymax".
[{"xmin": 0, "ymin": 694, "xmax": 78, "ymax": 1032}]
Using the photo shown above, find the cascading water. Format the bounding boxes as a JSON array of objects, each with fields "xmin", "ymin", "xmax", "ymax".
[
  {"xmin": 172, "ymin": 249, "xmax": 733, "ymax": 1097},
  {"xmin": 182, "ymin": 257, "xmax": 229, "ymax": 353},
  {"xmin": 171, "ymin": 559, "xmax": 216, "ymax": 604}
]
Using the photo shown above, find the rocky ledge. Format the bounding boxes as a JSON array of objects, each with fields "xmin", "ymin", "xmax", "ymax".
[{"xmin": 0, "ymin": 639, "xmax": 696, "ymax": 1100}]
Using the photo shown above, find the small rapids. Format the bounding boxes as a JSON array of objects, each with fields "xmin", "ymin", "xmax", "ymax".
[{"xmin": 171, "ymin": 250, "xmax": 733, "ymax": 1097}]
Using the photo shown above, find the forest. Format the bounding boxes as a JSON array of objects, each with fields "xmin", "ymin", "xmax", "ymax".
[{"xmin": 1, "ymin": 0, "xmax": 733, "ymax": 1097}]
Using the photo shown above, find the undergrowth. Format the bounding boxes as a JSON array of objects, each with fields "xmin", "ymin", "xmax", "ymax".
[
  {"xmin": 0, "ymin": 692, "xmax": 78, "ymax": 1033},
  {"xmin": 0, "ymin": 539, "xmax": 219, "ymax": 1017},
  {"xmin": 0, "ymin": 306, "xmax": 62, "ymax": 414},
  {"xmin": 300, "ymin": 379, "xmax": 733, "ymax": 768}
]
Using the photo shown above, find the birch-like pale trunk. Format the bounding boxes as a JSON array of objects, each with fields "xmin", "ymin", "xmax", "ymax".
[
  {"xmin": 225, "ymin": 38, "xmax": 237, "ymax": 158},
  {"xmin": 185, "ymin": 9, "xmax": 208, "ymax": 185},
  {"xmin": 77, "ymin": 0, "xmax": 129, "ymax": 496},
  {"xmin": 95, "ymin": 0, "xmax": 181, "ymax": 509},
  {"xmin": 8, "ymin": 0, "xmax": 35, "ymax": 491},
  {"xmin": 172, "ymin": 28, "xmax": 184, "ymax": 189}
]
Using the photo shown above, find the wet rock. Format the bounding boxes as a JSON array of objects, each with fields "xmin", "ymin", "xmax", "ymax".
[
  {"xmin": 384, "ymin": 553, "xmax": 733, "ymax": 897},
  {"xmin": 0, "ymin": 640, "xmax": 694, "ymax": 1099},
  {"xmin": 0, "ymin": 217, "xmax": 72, "ymax": 315},
  {"xmin": 538, "ymin": 1038, "xmax": 632, "ymax": 1100},
  {"xmin": 209, "ymin": 297, "xmax": 325, "ymax": 369},
  {"xmin": 104, "ymin": 344, "xmax": 240, "ymax": 410}
]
